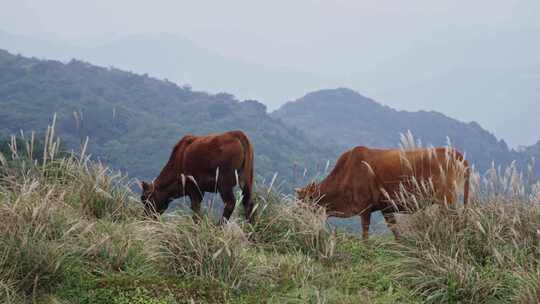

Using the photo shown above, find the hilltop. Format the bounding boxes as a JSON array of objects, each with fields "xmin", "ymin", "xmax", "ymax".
[
  {"xmin": 0, "ymin": 30, "xmax": 327, "ymax": 110},
  {"xmin": 273, "ymin": 88, "xmax": 523, "ymax": 172}
]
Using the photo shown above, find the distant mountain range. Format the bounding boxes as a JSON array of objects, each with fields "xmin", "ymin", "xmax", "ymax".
[
  {"xmin": 0, "ymin": 49, "xmax": 538, "ymax": 189},
  {"xmin": 2, "ymin": 29, "xmax": 539, "ymax": 147}
]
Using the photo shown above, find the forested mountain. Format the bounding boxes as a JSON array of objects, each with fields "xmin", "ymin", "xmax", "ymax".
[
  {"xmin": 0, "ymin": 30, "xmax": 327, "ymax": 110},
  {"xmin": 273, "ymin": 88, "xmax": 524, "ymax": 172},
  {"xmin": 0, "ymin": 49, "xmax": 332, "ymax": 187},
  {"xmin": 0, "ymin": 49, "xmax": 536, "ymax": 190}
]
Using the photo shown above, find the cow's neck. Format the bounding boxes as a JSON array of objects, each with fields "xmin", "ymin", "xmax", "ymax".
[
  {"xmin": 315, "ymin": 176, "xmax": 340, "ymax": 207},
  {"xmin": 154, "ymin": 161, "xmax": 181, "ymax": 196}
]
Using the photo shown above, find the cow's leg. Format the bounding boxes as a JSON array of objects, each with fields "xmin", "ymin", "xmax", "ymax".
[
  {"xmin": 241, "ymin": 183, "xmax": 253, "ymax": 222},
  {"xmin": 218, "ymin": 187, "xmax": 236, "ymax": 225},
  {"xmin": 189, "ymin": 191, "xmax": 204, "ymax": 222},
  {"xmin": 382, "ymin": 210, "xmax": 400, "ymax": 240},
  {"xmin": 360, "ymin": 211, "xmax": 372, "ymax": 240},
  {"xmin": 444, "ymin": 189, "xmax": 456, "ymax": 209}
]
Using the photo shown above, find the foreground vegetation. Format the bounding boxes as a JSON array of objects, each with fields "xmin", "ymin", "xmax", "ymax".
[{"xmin": 1, "ymin": 129, "xmax": 540, "ymax": 303}]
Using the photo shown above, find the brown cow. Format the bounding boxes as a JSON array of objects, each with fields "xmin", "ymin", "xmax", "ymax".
[
  {"xmin": 296, "ymin": 146, "xmax": 470, "ymax": 240},
  {"xmin": 140, "ymin": 130, "xmax": 254, "ymax": 223}
]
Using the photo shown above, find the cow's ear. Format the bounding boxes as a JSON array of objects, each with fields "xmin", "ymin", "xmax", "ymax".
[{"xmin": 141, "ymin": 181, "xmax": 150, "ymax": 191}]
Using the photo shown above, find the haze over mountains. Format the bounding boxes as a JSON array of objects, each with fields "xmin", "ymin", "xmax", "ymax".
[
  {"xmin": 0, "ymin": 30, "xmax": 329, "ymax": 111},
  {"xmin": 1, "ymin": 29, "xmax": 539, "ymax": 148}
]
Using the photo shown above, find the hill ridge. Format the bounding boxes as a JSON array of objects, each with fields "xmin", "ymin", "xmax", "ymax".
[
  {"xmin": 0, "ymin": 48, "xmax": 331, "ymax": 187},
  {"xmin": 273, "ymin": 87, "xmax": 518, "ymax": 172}
]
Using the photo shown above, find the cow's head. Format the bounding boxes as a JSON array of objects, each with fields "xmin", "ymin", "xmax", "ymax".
[
  {"xmin": 295, "ymin": 182, "xmax": 320, "ymax": 203},
  {"xmin": 140, "ymin": 181, "xmax": 171, "ymax": 215}
]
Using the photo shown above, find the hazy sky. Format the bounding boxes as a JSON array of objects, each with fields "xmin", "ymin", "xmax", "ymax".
[{"xmin": 2, "ymin": 0, "xmax": 540, "ymax": 147}]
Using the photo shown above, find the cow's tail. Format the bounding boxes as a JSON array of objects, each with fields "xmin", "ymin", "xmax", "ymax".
[
  {"xmin": 452, "ymin": 149, "xmax": 470, "ymax": 207},
  {"xmin": 234, "ymin": 131, "xmax": 254, "ymax": 220},
  {"xmin": 463, "ymin": 159, "xmax": 470, "ymax": 207}
]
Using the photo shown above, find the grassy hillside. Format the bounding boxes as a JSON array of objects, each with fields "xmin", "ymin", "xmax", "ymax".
[
  {"xmin": 2, "ymin": 124, "xmax": 540, "ymax": 304},
  {"xmin": 0, "ymin": 49, "xmax": 333, "ymax": 189}
]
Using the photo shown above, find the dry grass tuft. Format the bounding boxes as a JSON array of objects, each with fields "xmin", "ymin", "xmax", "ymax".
[
  {"xmin": 249, "ymin": 189, "xmax": 336, "ymax": 260},
  {"xmin": 66, "ymin": 160, "xmax": 143, "ymax": 221},
  {"xmin": 0, "ymin": 193, "xmax": 71, "ymax": 296},
  {"xmin": 391, "ymin": 164, "xmax": 540, "ymax": 303},
  {"xmin": 0, "ymin": 121, "xmax": 146, "ymax": 300},
  {"xmin": 142, "ymin": 215, "xmax": 256, "ymax": 290}
]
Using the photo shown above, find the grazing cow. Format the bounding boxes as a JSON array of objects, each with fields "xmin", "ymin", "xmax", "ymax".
[
  {"xmin": 140, "ymin": 130, "xmax": 254, "ymax": 223},
  {"xmin": 296, "ymin": 146, "xmax": 470, "ymax": 240}
]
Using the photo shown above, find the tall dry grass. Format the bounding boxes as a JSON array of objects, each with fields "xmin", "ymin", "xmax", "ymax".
[
  {"xmin": 2, "ymin": 121, "xmax": 337, "ymax": 304},
  {"xmin": 0, "ymin": 126, "xmax": 77, "ymax": 297},
  {"xmin": 0, "ymin": 119, "xmax": 148, "ymax": 301},
  {"xmin": 0, "ymin": 119, "xmax": 345, "ymax": 302},
  {"xmin": 383, "ymin": 133, "xmax": 540, "ymax": 303},
  {"xmin": 248, "ymin": 187, "xmax": 337, "ymax": 261},
  {"xmin": 4, "ymin": 123, "xmax": 540, "ymax": 303},
  {"xmin": 141, "ymin": 215, "xmax": 255, "ymax": 290}
]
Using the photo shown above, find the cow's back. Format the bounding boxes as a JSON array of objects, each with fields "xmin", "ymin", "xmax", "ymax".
[
  {"xmin": 360, "ymin": 147, "xmax": 466, "ymax": 206},
  {"xmin": 180, "ymin": 131, "xmax": 246, "ymax": 188}
]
